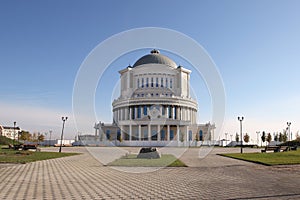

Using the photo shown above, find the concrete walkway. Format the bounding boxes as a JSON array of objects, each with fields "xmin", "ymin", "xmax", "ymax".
[{"xmin": 1, "ymin": 147, "xmax": 300, "ymax": 199}]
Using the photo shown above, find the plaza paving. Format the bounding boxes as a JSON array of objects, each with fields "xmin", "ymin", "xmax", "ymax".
[{"xmin": 1, "ymin": 147, "xmax": 300, "ymax": 199}]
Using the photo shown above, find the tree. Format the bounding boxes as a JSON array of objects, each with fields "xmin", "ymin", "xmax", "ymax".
[
  {"xmin": 38, "ymin": 134, "xmax": 45, "ymax": 143},
  {"xmin": 243, "ymin": 133, "xmax": 250, "ymax": 143},
  {"xmin": 266, "ymin": 133, "xmax": 272, "ymax": 144},
  {"xmin": 235, "ymin": 133, "xmax": 239, "ymax": 142},
  {"xmin": 195, "ymin": 133, "xmax": 199, "ymax": 142},
  {"xmin": 32, "ymin": 132, "xmax": 38, "ymax": 142},
  {"xmin": 19, "ymin": 131, "xmax": 31, "ymax": 142},
  {"xmin": 283, "ymin": 132, "xmax": 288, "ymax": 142},
  {"xmin": 261, "ymin": 131, "xmax": 266, "ymax": 143},
  {"xmin": 274, "ymin": 133, "xmax": 279, "ymax": 142},
  {"xmin": 279, "ymin": 132, "xmax": 283, "ymax": 142}
]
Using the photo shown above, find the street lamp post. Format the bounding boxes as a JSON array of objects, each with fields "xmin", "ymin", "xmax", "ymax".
[
  {"xmin": 256, "ymin": 131, "xmax": 260, "ymax": 147},
  {"xmin": 49, "ymin": 130, "xmax": 52, "ymax": 146},
  {"xmin": 13, "ymin": 121, "xmax": 16, "ymax": 145},
  {"xmin": 238, "ymin": 116, "xmax": 244, "ymax": 153},
  {"xmin": 287, "ymin": 122, "xmax": 291, "ymax": 141},
  {"xmin": 59, "ymin": 117, "xmax": 68, "ymax": 153}
]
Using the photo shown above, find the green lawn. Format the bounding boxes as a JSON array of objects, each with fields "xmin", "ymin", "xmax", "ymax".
[
  {"xmin": 108, "ymin": 154, "xmax": 187, "ymax": 167},
  {"xmin": 220, "ymin": 149, "xmax": 300, "ymax": 166},
  {"xmin": 0, "ymin": 146, "xmax": 79, "ymax": 164}
]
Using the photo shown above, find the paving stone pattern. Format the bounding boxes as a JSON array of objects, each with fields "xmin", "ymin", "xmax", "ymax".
[{"xmin": 1, "ymin": 147, "xmax": 300, "ymax": 199}]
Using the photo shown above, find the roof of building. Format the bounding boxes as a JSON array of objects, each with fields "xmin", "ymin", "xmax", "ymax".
[
  {"xmin": 133, "ymin": 49, "xmax": 177, "ymax": 68},
  {"xmin": 1, "ymin": 126, "xmax": 21, "ymax": 130}
]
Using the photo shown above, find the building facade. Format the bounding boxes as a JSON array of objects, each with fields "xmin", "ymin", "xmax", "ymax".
[
  {"xmin": 94, "ymin": 50, "xmax": 215, "ymax": 146},
  {"xmin": 0, "ymin": 125, "xmax": 21, "ymax": 140}
]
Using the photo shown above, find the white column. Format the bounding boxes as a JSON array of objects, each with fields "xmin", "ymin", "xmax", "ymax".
[
  {"xmin": 148, "ymin": 125, "xmax": 151, "ymax": 141},
  {"xmin": 138, "ymin": 125, "xmax": 141, "ymax": 141},
  {"xmin": 172, "ymin": 106, "xmax": 175, "ymax": 119},
  {"xmin": 129, "ymin": 124, "xmax": 132, "ymax": 141},
  {"xmin": 167, "ymin": 125, "xmax": 170, "ymax": 141},
  {"xmin": 179, "ymin": 107, "xmax": 182, "ymax": 120},
  {"xmin": 157, "ymin": 125, "xmax": 161, "ymax": 141},
  {"xmin": 129, "ymin": 107, "xmax": 132, "ymax": 120},
  {"xmin": 186, "ymin": 126, "xmax": 189, "ymax": 141},
  {"xmin": 121, "ymin": 125, "xmax": 124, "ymax": 141},
  {"xmin": 95, "ymin": 126, "xmax": 98, "ymax": 136},
  {"xmin": 159, "ymin": 106, "xmax": 162, "ymax": 117},
  {"xmin": 125, "ymin": 108, "xmax": 128, "ymax": 120},
  {"xmin": 177, "ymin": 125, "xmax": 180, "ymax": 142}
]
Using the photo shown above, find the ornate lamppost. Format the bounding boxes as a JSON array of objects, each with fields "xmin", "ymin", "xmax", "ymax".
[
  {"xmin": 13, "ymin": 121, "xmax": 16, "ymax": 145},
  {"xmin": 49, "ymin": 130, "xmax": 52, "ymax": 147},
  {"xmin": 59, "ymin": 117, "xmax": 68, "ymax": 153},
  {"xmin": 287, "ymin": 122, "xmax": 291, "ymax": 141},
  {"xmin": 238, "ymin": 116, "xmax": 244, "ymax": 153},
  {"xmin": 256, "ymin": 131, "xmax": 260, "ymax": 147}
]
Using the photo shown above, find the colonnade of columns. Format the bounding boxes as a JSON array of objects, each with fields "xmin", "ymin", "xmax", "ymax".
[
  {"xmin": 113, "ymin": 105, "xmax": 197, "ymax": 123},
  {"xmin": 116, "ymin": 124, "xmax": 190, "ymax": 142}
]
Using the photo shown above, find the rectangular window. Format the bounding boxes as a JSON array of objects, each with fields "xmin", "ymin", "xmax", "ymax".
[
  {"xmin": 132, "ymin": 107, "xmax": 135, "ymax": 119},
  {"xmin": 168, "ymin": 106, "xmax": 172, "ymax": 118},
  {"xmin": 143, "ymin": 106, "xmax": 147, "ymax": 115},
  {"xmin": 137, "ymin": 106, "xmax": 141, "ymax": 118},
  {"xmin": 137, "ymin": 78, "xmax": 140, "ymax": 88},
  {"xmin": 170, "ymin": 78, "xmax": 172, "ymax": 88},
  {"xmin": 151, "ymin": 77, "xmax": 153, "ymax": 87},
  {"xmin": 162, "ymin": 106, "xmax": 165, "ymax": 115},
  {"xmin": 166, "ymin": 78, "xmax": 168, "ymax": 88},
  {"xmin": 156, "ymin": 78, "xmax": 158, "ymax": 87},
  {"xmin": 146, "ymin": 78, "xmax": 149, "ymax": 87},
  {"xmin": 161, "ymin": 77, "xmax": 163, "ymax": 87},
  {"xmin": 142, "ymin": 78, "xmax": 144, "ymax": 88}
]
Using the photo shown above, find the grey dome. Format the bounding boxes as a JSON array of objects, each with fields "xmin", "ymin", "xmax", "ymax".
[{"xmin": 133, "ymin": 49, "xmax": 177, "ymax": 68}]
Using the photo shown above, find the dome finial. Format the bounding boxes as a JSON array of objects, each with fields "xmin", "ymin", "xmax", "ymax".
[{"xmin": 151, "ymin": 49, "xmax": 160, "ymax": 54}]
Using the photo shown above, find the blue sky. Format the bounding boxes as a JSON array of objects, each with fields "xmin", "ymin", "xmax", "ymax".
[{"xmin": 1, "ymin": 0, "xmax": 300, "ymax": 141}]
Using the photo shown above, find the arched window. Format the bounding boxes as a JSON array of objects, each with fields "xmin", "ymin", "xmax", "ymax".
[
  {"xmin": 151, "ymin": 77, "xmax": 153, "ymax": 87},
  {"xmin": 143, "ymin": 129, "xmax": 147, "ymax": 141},
  {"xmin": 161, "ymin": 77, "xmax": 164, "ymax": 87},
  {"xmin": 161, "ymin": 130, "xmax": 165, "ymax": 140},
  {"xmin": 151, "ymin": 130, "xmax": 157, "ymax": 140},
  {"xmin": 189, "ymin": 130, "xmax": 193, "ymax": 141},
  {"xmin": 170, "ymin": 130, "xmax": 174, "ymax": 140},
  {"xmin": 106, "ymin": 130, "xmax": 111, "ymax": 140},
  {"xmin": 156, "ymin": 77, "xmax": 159, "ymax": 87},
  {"xmin": 199, "ymin": 130, "xmax": 203, "ymax": 141},
  {"xmin": 117, "ymin": 130, "xmax": 121, "ymax": 140}
]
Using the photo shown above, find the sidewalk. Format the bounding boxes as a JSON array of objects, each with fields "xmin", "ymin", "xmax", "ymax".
[{"xmin": 1, "ymin": 147, "xmax": 300, "ymax": 199}]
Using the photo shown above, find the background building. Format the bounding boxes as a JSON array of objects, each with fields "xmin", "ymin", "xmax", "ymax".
[{"xmin": 0, "ymin": 125, "xmax": 21, "ymax": 140}]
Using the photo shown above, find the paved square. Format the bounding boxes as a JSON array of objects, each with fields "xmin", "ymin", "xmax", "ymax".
[{"xmin": 1, "ymin": 147, "xmax": 300, "ymax": 199}]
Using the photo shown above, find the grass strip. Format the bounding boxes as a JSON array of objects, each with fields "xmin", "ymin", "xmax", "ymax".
[
  {"xmin": 219, "ymin": 149, "xmax": 300, "ymax": 166},
  {"xmin": 0, "ymin": 147, "xmax": 79, "ymax": 164},
  {"xmin": 108, "ymin": 154, "xmax": 187, "ymax": 167}
]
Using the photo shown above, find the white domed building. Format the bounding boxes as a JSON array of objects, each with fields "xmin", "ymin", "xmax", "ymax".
[{"xmin": 94, "ymin": 50, "xmax": 215, "ymax": 146}]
